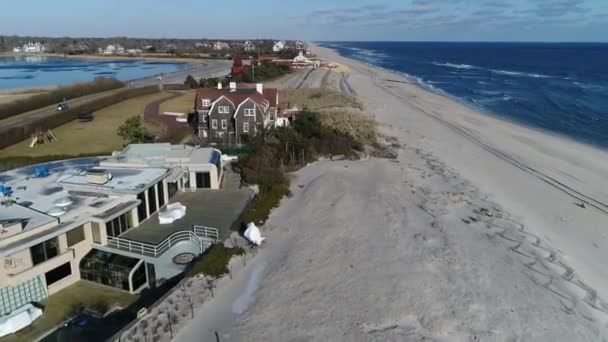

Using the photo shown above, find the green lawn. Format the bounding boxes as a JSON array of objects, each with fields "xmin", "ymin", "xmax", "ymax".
[
  {"xmin": 158, "ymin": 89, "xmax": 196, "ymax": 114},
  {"xmin": 1, "ymin": 281, "xmax": 135, "ymax": 342},
  {"xmin": 1, "ymin": 92, "xmax": 171, "ymax": 158}
]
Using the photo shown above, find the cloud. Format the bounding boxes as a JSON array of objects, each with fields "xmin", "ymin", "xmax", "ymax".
[
  {"xmin": 521, "ymin": 0, "xmax": 591, "ymax": 17},
  {"xmin": 482, "ymin": 1, "xmax": 512, "ymax": 8}
]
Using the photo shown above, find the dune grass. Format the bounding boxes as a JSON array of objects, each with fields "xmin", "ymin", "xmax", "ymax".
[
  {"xmin": 280, "ymin": 88, "xmax": 363, "ymax": 111},
  {"xmin": 0, "ymin": 92, "xmax": 170, "ymax": 158},
  {"xmin": 1, "ymin": 281, "xmax": 135, "ymax": 342}
]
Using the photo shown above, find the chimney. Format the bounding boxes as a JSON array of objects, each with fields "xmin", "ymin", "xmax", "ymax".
[
  {"xmin": 229, "ymin": 82, "xmax": 236, "ymax": 91},
  {"xmin": 217, "ymin": 83, "xmax": 222, "ymax": 90},
  {"xmin": 256, "ymin": 83, "xmax": 263, "ymax": 94}
]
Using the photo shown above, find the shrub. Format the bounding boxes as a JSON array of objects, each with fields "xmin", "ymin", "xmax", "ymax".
[
  {"xmin": 0, "ymin": 77, "xmax": 124, "ymax": 121},
  {"xmin": 186, "ymin": 244, "xmax": 244, "ymax": 278}
]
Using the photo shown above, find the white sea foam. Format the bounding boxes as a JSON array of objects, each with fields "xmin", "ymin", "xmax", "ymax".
[
  {"xmin": 433, "ymin": 62, "xmax": 477, "ymax": 69},
  {"xmin": 491, "ymin": 69, "xmax": 550, "ymax": 78}
]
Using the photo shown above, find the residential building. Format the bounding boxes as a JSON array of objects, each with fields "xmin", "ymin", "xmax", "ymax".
[
  {"xmin": 13, "ymin": 42, "xmax": 45, "ymax": 53},
  {"xmin": 0, "ymin": 144, "xmax": 251, "ymax": 319},
  {"xmin": 195, "ymin": 83, "xmax": 279, "ymax": 145},
  {"xmin": 243, "ymin": 41, "xmax": 255, "ymax": 52},
  {"xmin": 272, "ymin": 40, "xmax": 286, "ymax": 52},
  {"xmin": 292, "ymin": 51, "xmax": 321, "ymax": 68},
  {"xmin": 103, "ymin": 44, "xmax": 125, "ymax": 55},
  {"xmin": 213, "ymin": 41, "xmax": 230, "ymax": 51}
]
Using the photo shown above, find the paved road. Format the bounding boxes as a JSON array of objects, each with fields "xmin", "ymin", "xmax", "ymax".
[
  {"xmin": 143, "ymin": 91, "xmax": 193, "ymax": 141},
  {"xmin": 0, "ymin": 59, "xmax": 231, "ymax": 132},
  {"xmin": 129, "ymin": 59, "xmax": 232, "ymax": 87}
]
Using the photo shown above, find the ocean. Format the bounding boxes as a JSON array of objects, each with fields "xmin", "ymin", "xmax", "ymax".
[
  {"xmin": 319, "ymin": 42, "xmax": 608, "ymax": 149},
  {"xmin": 0, "ymin": 56, "xmax": 190, "ymax": 90}
]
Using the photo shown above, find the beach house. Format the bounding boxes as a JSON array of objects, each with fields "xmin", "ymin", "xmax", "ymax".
[
  {"xmin": 195, "ymin": 83, "xmax": 279, "ymax": 145},
  {"xmin": 0, "ymin": 144, "xmax": 251, "ymax": 320}
]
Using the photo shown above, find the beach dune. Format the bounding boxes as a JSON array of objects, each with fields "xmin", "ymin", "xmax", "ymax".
[{"xmin": 174, "ymin": 44, "xmax": 608, "ymax": 341}]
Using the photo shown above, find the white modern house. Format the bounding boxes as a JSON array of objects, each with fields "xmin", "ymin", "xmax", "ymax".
[{"xmin": 0, "ymin": 144, "xmax": 251, "ymax": 324}]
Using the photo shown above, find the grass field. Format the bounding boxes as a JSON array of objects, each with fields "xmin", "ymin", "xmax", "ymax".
[
  {"xmin": 1, "ymin": 281, "xmax": 135, "ymax": 342},
  {"xmin": 158, "ymin": 89, "xmax": 197, "ymax": 114},
  {"xmin": 1, "ymin": 92, "xmax": 171, "ymax": 157}
]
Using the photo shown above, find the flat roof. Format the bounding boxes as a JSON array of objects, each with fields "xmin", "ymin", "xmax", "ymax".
[
  {"xmin": 103, "ymin": 143, "xmax": 220, "ymax": 166},
  {"xmin": 120, "ymin": 190, "xmax": 252, "ymax": 245},
  {"xmin": 59, "ymin": 166, "xmax": 169, "ymax": 194}
]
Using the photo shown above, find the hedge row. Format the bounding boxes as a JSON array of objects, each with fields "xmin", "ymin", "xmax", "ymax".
[
  {"xmin": 0, "ymin": 86, "xmax": 160, "ymax": 150},
  {"xmin": 0, "ymin": 77, "xmax": 125, "ymax": 121}
]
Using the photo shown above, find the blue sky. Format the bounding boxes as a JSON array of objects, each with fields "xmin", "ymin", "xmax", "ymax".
[{"xmin": 1, "ymin": 0, "xmax": 607, "ymax": 41}]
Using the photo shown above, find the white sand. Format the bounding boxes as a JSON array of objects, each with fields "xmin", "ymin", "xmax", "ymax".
[{"xmin": 174, "ymin": 44, "xmax": 608, "ymax": 341}]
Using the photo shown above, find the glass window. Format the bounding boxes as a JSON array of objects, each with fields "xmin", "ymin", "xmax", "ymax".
[
  {"xmin": 212, "ymin": 119, "xmax": 218, "ymax": 129},
  {"xmin": 243, "ymin": 122, "xmax": 249, "ymax": 133},
  {"xmin": 137, "ymin": 192, "xmax": 147, "ymax": 221},
  {"xmin": 158, "ymin": 182, "xmax": 165, "ymax": 208},
  {"xmin": 221, "ymin": 119, "xmax": 227, "ymax": 129},
  {"xmin": 66, "ymin": 226, "xmax": 85, "ymax": 247},
  {"xmin": 91, "ymin": 223, "xmax": 101, "ymax": 243},
  {"xmin": 202, "ymin": 99, "xmax": 210, "ymax": 106},
  {"xmin": 45, "ymin": 262, "xmax": 72, "ymax": 286},
  {"xmin": 30, "ymin": 238, "xmax": 58, "ymax": 265},
  {"xmin": 131, "ymin": 263, "xmax": 147, "ymax": 291},
  {"xmin": 147, "ymin": 186, "xmax": 157, "ymax": 214}
]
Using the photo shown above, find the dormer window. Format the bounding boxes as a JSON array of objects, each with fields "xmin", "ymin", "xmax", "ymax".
[{"xmin": 202, "ymin": 99, "xmax": 210, "ymax": 106}]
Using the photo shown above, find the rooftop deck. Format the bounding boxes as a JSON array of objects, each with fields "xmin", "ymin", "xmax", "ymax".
[{"xmin": 120, "ymin": 189, "xmax": 252, "ymax": 245}]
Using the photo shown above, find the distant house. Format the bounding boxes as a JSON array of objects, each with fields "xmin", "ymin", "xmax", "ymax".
[
  {"xmin": 213, "ymin": 41, "xmax": 230, "ymax": 51},
  {"xmin": 272, "ymin": 40, "xmax": 286, "ymax": 52},
  {"xmin": 126, "ymin": 48, "xmax": 142, "ymax": 55},
  {"xmin": 243, "ymin": 41, "xmax": 255, "ymax": 52},
  {"xmin": 103, "ymin": 44, "xmax": 125, "ymax": 55},
  {"xmin": 292, "ymin": 51, "xmax": 321, "ymax": 68},
  {"xmin": 295, "ymin": 40, "xmax": 305, "ymax": 50},
  {"xmin": 195, "ymin": 83, "xmax": 279, "ymax": 145},
  {"xmin": 14, "ymin": 42, "xmax": 46, "ymax": 53}
]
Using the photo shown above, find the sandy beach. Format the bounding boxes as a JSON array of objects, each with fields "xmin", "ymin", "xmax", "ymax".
[{"xmin": 173, "ymin": 44, "xmax": 608, "ymax": 341}]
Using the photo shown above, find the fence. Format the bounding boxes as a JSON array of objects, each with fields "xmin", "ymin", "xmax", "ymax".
[{"xmin": 104, "ymin": 226, "xmax": 219, "ymax": 259}]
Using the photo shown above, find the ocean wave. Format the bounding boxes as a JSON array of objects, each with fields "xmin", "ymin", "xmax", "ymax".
[
  {"xmin": 0, "ymin": 75, "xmax": 34, "ymax": 80},
  {"xmin": 433, "ymin": 62, "xmax": 477, "ymax": 69},
  {"xmin": 434, "ymin": 61, "xmax": 550, "ymax": 79},
  {"xmin": 491, "ymin": 69, "xmax": 550, "ymax": 78}
]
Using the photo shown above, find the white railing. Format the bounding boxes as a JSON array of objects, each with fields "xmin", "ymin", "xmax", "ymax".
[
  {"xmin": 106, "ymin": 230, "xmax": 203, "ymax": 258},
  {"xmin": 193, "ymin": 225, "xmax": 220, "ymax": 241}
]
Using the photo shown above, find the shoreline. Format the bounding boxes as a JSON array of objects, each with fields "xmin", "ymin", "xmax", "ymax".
[
  {"xmin": 315, "ymin": 43, "xmax": 608, "ymax": 153},
  {"xmin": 171, "ymin": 44, "xmax": 608, "ymax": 340},
  {"xmin": 0, "ymin": 51, "xmax": 208, "ymax": 64},
  {"xmin": 310, "ymin": 41, "xmax": 608, "ymax": 296}
]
